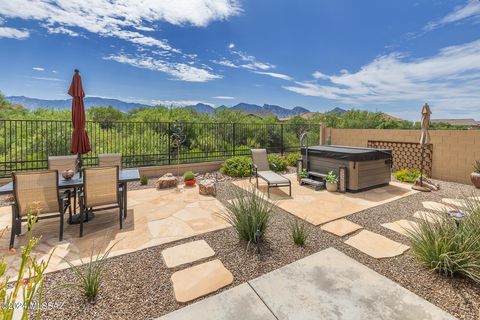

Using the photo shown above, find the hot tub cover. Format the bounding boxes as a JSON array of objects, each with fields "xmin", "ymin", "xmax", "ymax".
[{"xmin": 300, "ymin": 145, "xmax": 392, "ymax": 161}]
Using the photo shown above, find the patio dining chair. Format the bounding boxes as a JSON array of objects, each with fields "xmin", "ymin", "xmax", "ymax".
[
  {"xmin": 10, "ymin": 170, "xmax": 71, "ymax": 249},
  {"xmin": 48, "ymin": 154, "xmax": 78, "ymax": 218},
  {"xmin": 250, "ymin": 149, "xmax": 291, "ymax": 197},
  {"xmin": 98, "ymin": 153, "xmax": 122, "ymax": 169},
  {"xmin": 79, "ymin": 166, "xmax": 124, "ymax": 237}
]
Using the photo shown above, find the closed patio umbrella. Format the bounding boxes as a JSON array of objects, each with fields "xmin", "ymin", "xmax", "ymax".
[
  {"xmin": 413, "ymin": 103, "xmax": 431, "ymax": 191},
  {"xmin": 69, "ymin": 69, "xmax": 91, "ymax": 174}
]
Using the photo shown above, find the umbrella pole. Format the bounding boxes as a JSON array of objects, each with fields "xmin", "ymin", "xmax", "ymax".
[
  {"xmin": 420, "ymin": 146, "xmax": 424, "ymax": 186},
  {"xmin": 77, "ymin": 153, "xmax": 83, "ymax": 178}
]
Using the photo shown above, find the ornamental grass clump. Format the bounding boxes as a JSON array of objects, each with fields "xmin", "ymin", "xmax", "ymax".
[
  {"xmin": 291, "ymin": 219, "xmax": 308, "ymax": 246},
  {"xmin": 62, "ymin": 242, "xmax": 117, "ymax": 303},
  {"xmin": 221, "ymin": 187, "xmax": 274, "ymax": 244},
  {"xmin": 406, "ymin": 195, "xmax": 480, "ymax": 284}
]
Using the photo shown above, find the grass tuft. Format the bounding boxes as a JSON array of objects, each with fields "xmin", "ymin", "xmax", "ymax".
[
  {"xmin": 406, "ymin": 195, "xmax": 480, "ymax": 284},
  {"xmin": 291, "ymin": 219, "xmax": 308, "ymax": 246},
  {"xmin": 221, "ymin": 187, "xmax": 274, "ymax": 244}
]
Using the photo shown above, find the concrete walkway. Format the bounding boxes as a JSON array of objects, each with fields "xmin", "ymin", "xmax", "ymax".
[{"xmin": 158, "ymin": 248, "xmax": 455, "ymax": 320}]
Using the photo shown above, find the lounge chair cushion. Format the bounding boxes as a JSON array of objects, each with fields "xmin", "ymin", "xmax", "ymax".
[{"xmin": 257, "ymin": 171, "xmax": 290, "ymax": 184}]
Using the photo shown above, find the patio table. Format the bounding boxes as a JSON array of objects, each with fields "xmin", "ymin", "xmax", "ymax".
[{"xmin": 0, "ymin": 168, "xmax": 140, "ymax": 221}]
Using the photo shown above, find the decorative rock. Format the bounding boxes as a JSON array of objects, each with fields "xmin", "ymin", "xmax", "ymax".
[
  {"xmin": 171, "ymin": 259, "xmax": 233, "ymax": 303},
  {"xmin": 199, "ymin": 179, "xmax": 216, "ymax": 196},
  {"xmin": 156, "ymin": 173, "xmax": 178, "ymax": 189}
]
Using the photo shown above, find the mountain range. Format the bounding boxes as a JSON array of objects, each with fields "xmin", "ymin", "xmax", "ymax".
[{"xmin": 6, "ymin": 96, "xmax": 314, "ymax": 118}]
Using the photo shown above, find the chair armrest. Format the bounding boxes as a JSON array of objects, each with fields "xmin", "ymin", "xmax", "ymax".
[{"xmin": 271, "ymin": 163, "xmax": 277, "ymax": 169}]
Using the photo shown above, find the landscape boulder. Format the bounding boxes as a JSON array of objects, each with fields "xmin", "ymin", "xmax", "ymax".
[
  {"xmin": 156, "ymin": 173, "xmax": 178, "ymax": 189},
  {"xmin": 199, "ymin": 179, "xmax": 216, "ymax": 196}
]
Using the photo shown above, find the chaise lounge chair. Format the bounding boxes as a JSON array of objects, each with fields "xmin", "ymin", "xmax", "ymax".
[{"xmin": 250, "ymin": 149, "xmax": 291, "ymax": 197}]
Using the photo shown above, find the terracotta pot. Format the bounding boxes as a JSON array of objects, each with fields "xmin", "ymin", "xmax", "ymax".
[
  {"xmin": 184, "ymin": 179, "xmax": 196, "ymax": 186},
  {"xmin": 471, "ymin": 172, "xmax": 480, "ymax": 188},
  {"xmin": 326, "ymin": 182, "xmax": 337, "ymax": 192}
]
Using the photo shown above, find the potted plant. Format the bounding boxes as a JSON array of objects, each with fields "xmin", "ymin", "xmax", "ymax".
[
  {"xmin": 297, "ymin": 168, "xmax": 308, "ymax": 182},
  {"xmin": 183, "ymin": 171, "xmax": 196, "ymax": 186},
  {"xmin": 471, "ymin": 160, "xmax": 480, "ymax": 188},
  {"xmin": 325, "ymin": 171, "xmax": 338, "ymax": 192}
]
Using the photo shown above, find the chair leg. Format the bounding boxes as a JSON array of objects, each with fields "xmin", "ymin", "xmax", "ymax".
[
  {"xmin": 289, "ymin": 183, "xmax": 292, "ymax": 197},
  {"xmin": 256, "ymin": 175, "xmax": 259, "ymax": 188},
  {"xmin": 9, "ymin": 204, "xmax": 17, "ymax": 249},
  {"xmin": 119, "ymin": 206, "xmax": 123, "ymax": 230},
  {"xmin": 59, "ymin": 208, "xmax": 64, "ymax": 242},
  {"xmin": 73, "ymin": 188, "xmax": 77, "ymax": 215},
  {"xmin": 79, "ymin": 199, "xmax": 84, "ymax": 238}
]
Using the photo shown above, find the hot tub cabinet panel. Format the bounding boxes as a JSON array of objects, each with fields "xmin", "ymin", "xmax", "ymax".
[{"xmin": 301, "ymin": 145, "xmax": 392, "ymax": 191}]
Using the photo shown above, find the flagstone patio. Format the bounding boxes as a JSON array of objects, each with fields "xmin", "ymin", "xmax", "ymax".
[
  {"xmin": 0, "ymin": 185, "xmax": 229, "ymax": 278},
  {"xmin": 233, "ymin": 174, "xmax": 416, "ymax": 225}
]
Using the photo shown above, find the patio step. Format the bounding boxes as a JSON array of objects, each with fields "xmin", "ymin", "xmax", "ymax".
[
  {"xmin": 308, "ymin": 171, "xmax": 327, "ymax": 179},
  {"xmin": 161, "ymin": 240, "xmax": 215, "ymax": 269},
  {"xmin": 300, "ymin": 178, "xmax": 324, "ymax": 191}
]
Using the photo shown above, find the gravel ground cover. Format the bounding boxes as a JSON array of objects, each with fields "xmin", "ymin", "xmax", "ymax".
[{"xmin": 15, "ymin": 178, "xmax": 480, "ymax": 320}]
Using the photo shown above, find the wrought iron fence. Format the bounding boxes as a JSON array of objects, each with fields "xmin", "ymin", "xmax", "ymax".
[{"xmin": 0, "ymin": 120, "xmax": 319, "ymax": 177}]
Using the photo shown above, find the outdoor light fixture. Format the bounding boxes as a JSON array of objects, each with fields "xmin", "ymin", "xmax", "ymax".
[
  {"xmin": 297, "ymin": 158, "xmax": 303, "ymax": 174},
  {"xmin": 339, "ymin": 166, "xmax": 347, "ymax": 193}
]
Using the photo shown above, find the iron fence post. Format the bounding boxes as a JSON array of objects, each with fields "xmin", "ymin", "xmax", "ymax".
[
  {"xmin": 280, "ymin": 124, "xmax": 284, "ymax": 155},
  {"xmin": 168, "ymin": 122, "xmax": 171, "ymax": 165},
  {"xmin": 232, "ymin": 123, "xmax": 236, "ymax": 157}
]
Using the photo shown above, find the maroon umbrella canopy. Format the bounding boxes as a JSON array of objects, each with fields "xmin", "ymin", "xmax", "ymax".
[{"xmin": 69, "ymin": 69, "xmax": 91, "ymax": 154}]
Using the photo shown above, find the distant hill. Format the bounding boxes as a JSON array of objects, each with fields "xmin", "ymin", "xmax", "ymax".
[
  {"xmin": 6, "ymin": 96, "xmax": 311, "ymax": 118},
  {"xmin": 6, "ymin": 96, "xmax": 148, "ymax": 112},
  {"xmin": 328, "ymin": 107, "xmax": 348, "ymax": 115}
]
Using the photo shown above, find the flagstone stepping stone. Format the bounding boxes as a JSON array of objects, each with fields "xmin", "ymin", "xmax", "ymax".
[
  {"xmin": 422, "ymin": 201, "xmax": 453, "ymax": 212},
  {"xmin": 344, "ymin": 230, "xmax": 409, "ymax": 259},
  {"xmin": 381, "ymin": 219, "xmax": 418, "ymax": 236},
  {"xmin": 161, "ymin": 240, "xmax": 215, "ymax": 268},
  {"xmin": 442, "ymin": 198, "xmax": 466, "ymax": 208},
  {"xmin": 320, "ymin": 218, "xmax": 362, "ymax": 236},
  {"xmin": 171, "ymin": 259, "xmax": 233, "ymax": 303},
  {"xmin": 413, "ymin": 210, "xmax": 444, "ymax": 223}
]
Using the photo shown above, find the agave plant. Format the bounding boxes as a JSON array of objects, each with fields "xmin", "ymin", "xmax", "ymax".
[{"xmin": 473, "ymin": 160, "xmax": 480, "ymax": 174}]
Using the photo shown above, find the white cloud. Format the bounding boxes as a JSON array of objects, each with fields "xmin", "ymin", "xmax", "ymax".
[
  {"xmin": 254, "ymin": 71, "xmax": 292, "ymax": 81},
  {"xmin": 104, "ymin": 53, "xmax": 222, "ymax": 82},
  {"xmin": 284, "ymin": 40, "xmax": 480, "ymax": 114},
  {"xmin": 42, "ymin": 24, "xmax": 81, "ymax": 37},
  {"xmin": 232, "ymin": 50, "xmax": 275, "ymax": 70},
  {"xmin": 425, "ymin": 0, "xmax": 480, "ymax": 31},
  {"xmin": 0, "ymin": 26, "xmax": 29, "ymax": 39},
  {"xmin": 212, "ymin": 96, "xmax": 234, "ymax": 99},
  {"xmin": 228, "ymin": 43, "xmax": 235, "ymax": 49},
  {"xmin": 26, "ymin": 76, "xmax": 64, "ymax": 82},
  {"xmin": 211, "ymin": 59, "xmax": 240, "ymax": 68},
  {"xmin": 32, "ymin": 67, "xmax": 45, "ymax": 71},
  {"xmin": 0, "ymin": 0, "xmax": 240, "ymax": 51},
  {"xmin": 52, "ymin": 70, "xmax": 58, "ymax": 73}
]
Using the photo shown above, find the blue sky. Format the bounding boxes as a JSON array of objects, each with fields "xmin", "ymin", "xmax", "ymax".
[{"xmin": 0, "ymin": 0, "xmax": 479, "ymax": 120}]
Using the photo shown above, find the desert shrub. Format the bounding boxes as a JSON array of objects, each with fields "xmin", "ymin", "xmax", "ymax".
[
  {"xmin": 407, "ymin": 195, "xmax": 480, "ymax": 284},
  {"xmin": 1, "ymin": 204, "xmax": 53, "ymax": 319},
  {"xmin": 285, "ymin": 152, "xmax": 301, "ymax": 167},
  {"xmin": 394, "ymin": 169, "xmax": 421, "ymax": 183},
  {"xmin": 63, "ymin": 242, "xmax": 117, "ymax": 302},
  {"xmin": 183, "ymin": 171, "xmax": 195, "ymax": 181},
  {"xmin": 220, "ymin": 156, "xmax": 252, "ymax": 177},
  {"xmin": 139, "ymin": 175, "xmax": 148, "ymax": 185},
  {"xmin": 474, "ymin": 160, "xmax": 480, "ymax": 173},
  {"xmin": 221, "ymin": 187, "xmax": 274, "ymax": 244},
  {"xmin": 291, "ymin": 219, "xmax": 308, "ymax": 246},
  {"xmin": 268, "ymin": 154, "xmax": 287, "ymax": 172}
]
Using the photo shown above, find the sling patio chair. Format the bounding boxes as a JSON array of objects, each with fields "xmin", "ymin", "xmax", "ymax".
[
  {"xmin": 48, "ymin": 154, "xmax": 78, "ymax": 219},
  {"xmin": 10, "ymin": 170, "xmax": 71, "ymax": 249},
  {"xmin": 98, "ymin": 153, "xmax": 122, "ymax": 169},
  {"xmin": 250, "ymin": 149, "xmax": 291, "ymax": 197},
  {"xmin": 79, "ymin": 166, "xmax": 124, "ymax": 237}
]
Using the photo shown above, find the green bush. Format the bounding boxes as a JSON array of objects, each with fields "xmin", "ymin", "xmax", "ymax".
[
  {"xmin": 291, "ymin": 219, "xmax": 308, "ymax": 246},
  {"xmin": 394, "ymin": 169, "xmax": 421, "ymax": 183},
  {"xmin": 325, "ymin": 171, "xmax": 338, "ymax": 183},
  {"xmin": 183, "ymin": 171, "xmax": 195, "ymax": 181},
  {"xmin": 285, "ymin": 152, "xmax": 301, "ymax": 167},
  {"xmin": 221, "ymin": 187, "xmax": 274, "ymax": 244},
  {"xmin": 407, "ymin": 195, "xmax": 480, "ymax": 284},
  {"xmin": 268, "ymin": 154, "xmax": 287, "ymax": 172},
  {"xmin": 220, "ymin": 156, "xmax": 252, "ymax": 177},
  {"xmin": 140, "ymin": 175, "xmax": 148, "ymax": 185}
]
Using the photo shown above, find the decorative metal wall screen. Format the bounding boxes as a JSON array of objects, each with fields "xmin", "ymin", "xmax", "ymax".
[{"xmin": 367, "ymin": 140, "xmax": 433, "ymax": 177}]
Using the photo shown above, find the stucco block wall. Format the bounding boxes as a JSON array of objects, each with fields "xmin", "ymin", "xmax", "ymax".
[{"xmin": 327, "ymin": 128, "xmax": 479, "ymax": 185}]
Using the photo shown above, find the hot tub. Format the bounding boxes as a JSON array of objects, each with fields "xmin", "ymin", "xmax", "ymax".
[{"xmin": 300, "ymin": 145, "xmax": 393, "ymax": 191}]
